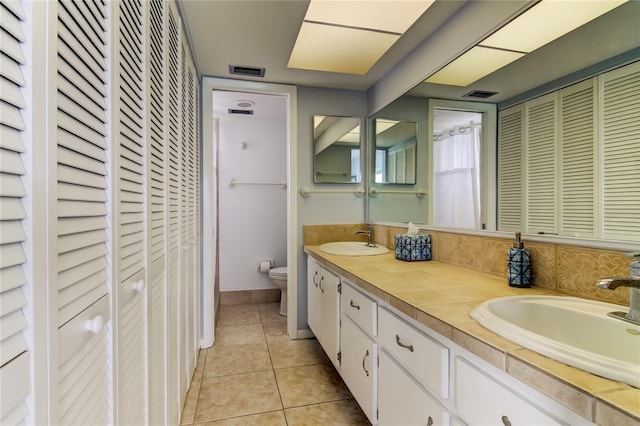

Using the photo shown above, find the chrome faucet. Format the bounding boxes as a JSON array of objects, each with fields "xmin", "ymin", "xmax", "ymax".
[
  {"xmin": 597, "ymin": 276, "xmax": 640, "ymax": 325},
  {"xmin": 355, "ymin": 224, "xmax": 376, "ymax": 247}
]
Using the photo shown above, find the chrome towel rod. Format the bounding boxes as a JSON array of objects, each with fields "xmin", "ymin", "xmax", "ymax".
[
  {"xmin": 299, "ymin": 186, "xmax": 365, "ymax": 198},
  {"xmin": 368, "ymin": 187, "xmax": 427, "ymax": 198},
  {"xmin": 229, "ymin": 178, "xmax": 287, "ymax": 188}
]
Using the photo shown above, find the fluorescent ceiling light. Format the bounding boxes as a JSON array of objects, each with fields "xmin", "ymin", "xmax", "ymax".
[
  {"xmin": 305, "ymin": 0, "xmax": 435, "ymax": 34},
  {"xmin": 288, "ymin": 22, "xmax": 399, "ymax": 74},
  {"xmin": 338, "ymin": 125, "xmax": 361, "ymax": 143},
  {"xmin": 289, "ymin": 0, "xmax": 435, "ymax": 74},
  {"xmin": 425, "ymin": 0, "xmax": 627, "ymax": 87},
  {"xmin": 481, "ymin": 0, "xmax": 627, "ymax": 53},
  {"xmin": 376, "ymin": 119, "xmax": 400, "ymax": 134},
  {"xmin": 425, "ymin": 46, "xmax": 524, "ymax": 87}
]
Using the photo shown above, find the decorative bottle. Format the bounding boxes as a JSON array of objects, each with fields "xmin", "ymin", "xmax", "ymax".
[{"xmin": 507, "ymin": 232, "xmax": 531, "ymax": 287}]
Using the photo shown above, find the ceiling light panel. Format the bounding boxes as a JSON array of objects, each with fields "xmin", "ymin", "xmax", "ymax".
[
  {"xmin": 425, "ymin": 46, "xmax": 524, "ymax": 87},
  {"xmin": 305, "ymin": 0, "xmax": 435, "ymax": 34},
  {"xmin": 376, "ymin": 119, "xmax": 400, "ymax": 134},
  {"xmin": 288, "ymin": 22, "xmax": 399, "ymax": 74},
  {"xmin": 481, "ymin": 0, "xmax": 627, "ymax": 53}
]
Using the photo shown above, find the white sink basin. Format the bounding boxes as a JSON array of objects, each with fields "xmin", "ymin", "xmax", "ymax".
[
  {"xmin": 471, "ymin": 296, "xmax": 640, "ymax": 387},
  {"xmin": 319, "ymin": 241, "xmax": 389, "ymax": 256}
]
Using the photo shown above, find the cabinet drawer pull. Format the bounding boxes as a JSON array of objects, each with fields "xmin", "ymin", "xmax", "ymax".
[
  {"xmin": 426, "ymin": 416, "xmax": 433, "ymax": 426},
  {"xmin": 501, "ymin": 415, "xmax": 512, "ymax": 426},
  {"xmin": 319, "ymin": 276, "xmax": 324, "ymax": 293},
  {"xmin": 395, "ymin": 334, "xmax": 414, "ymax": 352},
  {"xmin": 349, "ymin": 300, "xmax": 360, "ymax": 310},
  {"xmin": 362, "ymin": 349, "xmax": 370, "ymax": 377},
  {"xmin": 313, "ymin": 271, "xmax": 319, "ymax": 286}
]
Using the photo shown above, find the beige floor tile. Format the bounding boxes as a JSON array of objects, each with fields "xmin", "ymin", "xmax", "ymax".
[
  {"xmin": 194, "ymin": 370, "xmax": 282, "ymax": 423},
  {"xmin": 284, "ymin": 399, "xmax": 370, "ymax": 425},
  {"xmin": 197, "ymin": 410, "xmax": 287, "ymax": 426},
  {"xmin": 268, "ymin": 338, "xmax": 328, "ymax": 369},
  {"xmin": 275, "ymin": 363, "xmax": 351, "ymax": 408},
  {"xmin": 215, "ymin": 323, "xmax": 266, "ymax": 347},
  {"xmin": 263, "ymin": 319, "xmax": 289, "ymax": 344},
  {"xmin": 204, "ymin": 342, "xmax": 272, "ymax": 377},
  {"xmin": 217, "ymin": 304, "xmax": 262, "ymax": 327},
  {"xmin": 259, "ymin": 302, "xmax": 285, "ymax": 323}
]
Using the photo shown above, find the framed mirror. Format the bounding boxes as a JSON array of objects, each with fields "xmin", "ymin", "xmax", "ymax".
[
  {"xmin": 313, "ymin": 115, "xmax": 361, "ymax": 183},
  {"xmin": 374, "ymin": 119, "xmax": 417, "ymax": 184}
]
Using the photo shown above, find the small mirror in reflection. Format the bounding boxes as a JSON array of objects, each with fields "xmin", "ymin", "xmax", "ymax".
[
  {"xmin": 313, "ymin": 115, "xmax": 361, "ymax": 183},
  {"xmin": 374, "ymin": 119, "xmax": 417, "ymax": 184}
]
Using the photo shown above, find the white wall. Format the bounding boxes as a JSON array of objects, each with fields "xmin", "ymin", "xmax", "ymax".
[{"xmin": 217, "ymin": 92, "xmax": 288, "ymax": 292}]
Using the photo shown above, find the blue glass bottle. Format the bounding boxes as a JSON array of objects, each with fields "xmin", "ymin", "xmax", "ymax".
[{"xmin": 507, "ymin": 232, "xmax": 531, "ymax": 287}]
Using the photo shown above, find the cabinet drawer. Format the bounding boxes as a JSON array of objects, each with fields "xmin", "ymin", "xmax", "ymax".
[
  {"xmin": 455, "ymin": 357, "xmax": 561, "ymax": 426},
  {"xmin": 378, "ymin": 349, "xmax": 449, "ymax": 426},
  {"xmin": 378, "ymin": 307, "xmax": 449, "ymax": 399},
  {"xmin": 341, "ymin": 281, "xmax": 377, "ymax": 336}
]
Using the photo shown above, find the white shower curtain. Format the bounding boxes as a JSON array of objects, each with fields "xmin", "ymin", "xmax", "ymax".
[{"xmin": 433, "ymin": 124, "xmax": 481, "ymax": 228}]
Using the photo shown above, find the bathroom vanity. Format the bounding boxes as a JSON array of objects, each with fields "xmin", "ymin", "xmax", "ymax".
[{"xmin": 305, "ymin": 247, "xmax": 640, "ymax": 426}]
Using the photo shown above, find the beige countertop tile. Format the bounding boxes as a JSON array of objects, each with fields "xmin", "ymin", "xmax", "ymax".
[{"xmin": 304, "ymin": 245, "xmax": 640, "ymax": 424}]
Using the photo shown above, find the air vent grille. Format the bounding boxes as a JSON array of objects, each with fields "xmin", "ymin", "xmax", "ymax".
[
  {"xmin": 463, "ymin": 90, "xmax": 498, "ymax": 99},
  {"xmin": 228, "ymin": 109, "xmax": 254, "ymax": 115},
  {"xmin": 229, "ymin": 65, "xmax": 265, "ymax": 77}
]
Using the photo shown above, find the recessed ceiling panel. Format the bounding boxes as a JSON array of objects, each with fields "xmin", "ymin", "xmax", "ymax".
[
  {"xmin": 288, "ymin": 22, "xmax": 399, "ymax": 74},
  {"xmin": 305, "ymin": 0, "xmax": 435, "ymax": 34},
  {"xmin": 425, "ymin": 46, "xmax": 524, "ymax": 87}
]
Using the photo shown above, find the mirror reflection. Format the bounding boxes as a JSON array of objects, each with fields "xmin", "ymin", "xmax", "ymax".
[
  {"xmin": 313, "ymin": 115, "xmax": 361, "ymax": 183},
  {"xmin": 374, "ymin": 119, "xmax": 417, "ymax": 184}
]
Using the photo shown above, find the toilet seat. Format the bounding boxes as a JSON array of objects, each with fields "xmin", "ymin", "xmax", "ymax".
[{"xmin": 269, "ymin": 266, "xmax": 287, "ymax": 278}]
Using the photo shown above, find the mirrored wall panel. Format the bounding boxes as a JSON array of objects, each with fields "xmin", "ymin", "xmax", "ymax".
[{"xmin": 313, "ymin": 115, "xmax": 361, "ymax": 183}]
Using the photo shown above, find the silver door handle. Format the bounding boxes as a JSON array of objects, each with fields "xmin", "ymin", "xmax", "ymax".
[
  {"xmin": 362, "ymin": 349, "xmax": 370, "ymax": 377},
  {"xmin": 396, "ymin": 334, "xmax": 414, "ymax": 352},
  {"xmin": 350, "ymin": 300, "xmax": 360, "ymax": 310}
]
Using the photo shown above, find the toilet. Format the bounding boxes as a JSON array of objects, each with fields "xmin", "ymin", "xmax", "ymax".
[{"xmin": 269, "ymin": 266, "xmax": 288, "ymax": 316}]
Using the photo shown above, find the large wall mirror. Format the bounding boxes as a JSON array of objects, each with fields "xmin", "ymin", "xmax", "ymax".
[
  {"xmin": 366, "ymin": 0, "xmax": 640, "ymax": 243},
  {"xmin": 313, "ymin": 115, "xmax": 361, "ymax": 183}
]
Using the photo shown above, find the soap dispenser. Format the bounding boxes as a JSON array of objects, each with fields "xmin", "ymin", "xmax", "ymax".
[{"xmin": 507, "ymin": 232, "xmax": 531, "ymax": 287}]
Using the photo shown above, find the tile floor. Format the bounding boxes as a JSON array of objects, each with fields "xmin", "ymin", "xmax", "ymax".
[{"xmin": 180, "ymin": 302, "xmax": 370, "ymax": 425}]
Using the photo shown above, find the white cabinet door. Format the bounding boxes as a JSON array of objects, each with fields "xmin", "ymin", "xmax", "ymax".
[
  {"xmin": 319, "ymin": 267, "xmax": 340, "ymax": 369},
  {"xmin": 306, "ymin": 258, "xmax": 341, "ymax": 369},
  {"xmin": 378, "ymin": 350, "xmax": 449, "ymax": 426},
  {"xmin": 340, "ymin": 315, "xmax": 377, "ymax": 424}
]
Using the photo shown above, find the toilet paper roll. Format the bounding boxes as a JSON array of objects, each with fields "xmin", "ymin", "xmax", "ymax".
[{"xmin": 258, "ymin": 261, "xmax": 272, "ymax": 273}]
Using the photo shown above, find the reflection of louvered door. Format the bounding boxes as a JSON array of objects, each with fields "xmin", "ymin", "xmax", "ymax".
[
  {"xmin": 116, "ymin": 0, "xmax": 147, "ymax": 425},
  {"xmin": 166, "ymin": 4, "xmax": 182, "ymax": 424},
  {"xmin": 601, "ymin": 62, "xmax": 640, "ymax": 242},
  {"xmin": 525, "ymin": 93, "xmax": 557, "ymax": 234},
  {"xmin": 147, "ymin": 0, "xmax": 168, "ymax": 424},
  {"xmin": 497, "ymin": 105, "xmax": 524, "ymax": 231},
  {"xmin": 0, "ymin": 1, "xmax": 30, "ymax": 423},
  {"xmin": 56, "ymin": 0, "xmax": 112, "ymax": 424}
]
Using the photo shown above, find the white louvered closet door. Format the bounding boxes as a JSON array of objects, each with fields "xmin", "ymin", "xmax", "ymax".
[
  {"xmin": 56, "ymin": 0, "xmax": 112, "ymax": 424},
  {"xmin": 497, "ymin": 104, "xmax": 524, "ymax": 231},
  {"xmin": 525, "ymin": 93, "xmax": 557, "ymax": 234},
  {"xmin": 559, "ymin": 79, "xmax": 596, "ymax": 238},
  {"xmin": 166, "ymin": 4, "xmax": 182, "ymax": 423},
  {"xmin": 116, "ymin": 0, "xmax": 147, "ymax": 424},
  {"xmin": 190, "ymin": 64, "xmax": 201, "ymax": 376},
  {"xmin": 147, "ymin": 0, "xmax": 168, "ymax": 424},
  {"xmin": 601, "ymin": 62, "xmax": 640, "ymax": 242},
  {"xmin": 0, "ymin": 1, "xmax": 30, "ymax": 423},
  {"xmin": 179, "ymin": 40, "xmax": 190, "ymax": 407}
]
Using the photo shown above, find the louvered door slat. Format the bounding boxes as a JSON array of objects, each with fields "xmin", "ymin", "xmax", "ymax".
[
  {"xmin": 0, "ymin": 1, "xmax": 30, "ymax": 422},
  {"xmin": 559, "ymin": 80, "xmax": 596, "ymax": 237},
  {"xmin": 56, "ymin": 1, "xmax": 110, "ymax": 423},
  {"xmin": 601, "ymin": 62, "xmax": 640, "ymax": 241}
]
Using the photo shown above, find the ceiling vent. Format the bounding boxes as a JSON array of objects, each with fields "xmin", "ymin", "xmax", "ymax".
[
  {"xmin": 463, "ymin": 90, "xmax": 498, "ymax": 99},
  {"xmin": 228, "ymin": 109, "xmax": 254, "ymax": 115},
  {"xmin": 229, "ymin": 65, "xmax": 266, "ymax": 77}
]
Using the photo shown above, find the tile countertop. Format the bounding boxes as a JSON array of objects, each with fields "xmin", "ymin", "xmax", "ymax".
[{"xmin": 304, "ymin": 246, "xmax": 640, "ymax": 425}]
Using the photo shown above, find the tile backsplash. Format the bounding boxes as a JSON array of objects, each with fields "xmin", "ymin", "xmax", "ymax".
[{"xmin": 303, "ymin": 224, "xmax": 632, "ymax": 306}]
